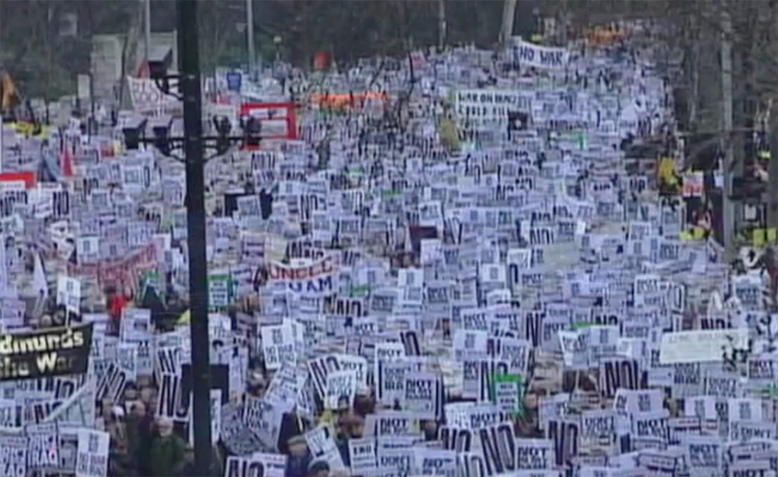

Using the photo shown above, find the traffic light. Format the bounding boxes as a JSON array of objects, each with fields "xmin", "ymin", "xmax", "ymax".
[
  {"xmin": 122, "ymin": 117, "xmax": 148, "ymax": 150},
  {"xmin": 240, "ymin": 116, "xmax": 261, "ymax": 148},
  {"xmin": 152, "ymin": 116, "xmax": 173, "ymax": 156},
  {"xmin": 213, "ymin": 116, "xmax": 232, "ymax": 155}
]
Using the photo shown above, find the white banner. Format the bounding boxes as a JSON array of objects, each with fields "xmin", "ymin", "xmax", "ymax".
[
  {"xmin": 126, "ymin": 76, "xmax": 180, "ymax": 114},
  {"xmin": 455, "ymin": 89, "xmax": 533, "ymax": 130},
  {"xmin": 513, "ymin": 39, "xmax": 570, "ymax": 70}
]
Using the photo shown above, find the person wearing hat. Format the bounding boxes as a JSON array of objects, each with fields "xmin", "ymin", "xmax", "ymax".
[
  {"xmin": 285, "ymin": 434, "xmax": 311, "ymax": 477},
  {"xmin": 308, "ymin": 459, "xmax": 330, "ymax": 477}
]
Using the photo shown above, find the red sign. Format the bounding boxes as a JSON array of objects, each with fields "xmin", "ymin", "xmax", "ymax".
[
  {"xmin": 239, "ymin": 102, "xmax": 298, "ymax": 148},
  {"xmin": 313, "ymin": 51, "xmax": 329, "ymax": 71},
  {"xmin": 68, "ymin": 242, "xmax": 157, "ymax": 292},
  {"xmin": 0, "ymin": 171, "xmax": 36, "ymax": 189}
]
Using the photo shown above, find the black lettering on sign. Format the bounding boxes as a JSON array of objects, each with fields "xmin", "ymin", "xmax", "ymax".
[
  {"xmin": 156, "ymin": 373, "xmax": 187, "ymax": 421},
  {"xmin": 548, "ymin": 419, "xmax": 579, "ymax": 468},
  {"xmin": 334, "ymin": 297, "xmax": 364, "ymax": 317},
  {"xmin": 477, "ymin": 422, "xmax": 516, "ymax": 476},
  {"xmin": 515, "ymin": 445, "xmax": 550, "ymax": 469},
  {"xmin": 674, "ymin": 363, "xmax": 701, "ymax": 385},
  {"xmin": 480, "ymin": 360, "xmax": 509, "ymax": 402},
  {"xmin": 308, "ymin": 355, "xmax": 341, "ymax": 398},
  {"xmin": 705, "ymin": 377, "xmax": 737, "ymax": 398},
  {"xmin": 247, "ymin": 462, "xmax": 264, "ymax": 477},
  {"xmin": 591, "ymin": 312, "xmax": 619, "ymax": 326},
  {"xmin": 32, "ymin": 401, "xmax": 62, "ymax": 423},
  {"xmin": 439, "ymin": 426, "xmax": 472, "ymax": 453},
  {"xmin": 225, "ymin": 456, "xmax": 265, "ymax": 477},
  {"xmin": 636, "ymin": 417, "xmax": 667, "ymax": 439},
  {"xmin": 486, "ymin": 338, "xmax": 501, "ymax": 357},
  {"xmin": 286, "ymin": 239, "xmax": 325, "ymax": 262},
  {"xmin": 602, "ymin": 359, "xmax": 640, "ymax": 399},
  {"xmin": 700, "ymin": 317, "xmax": 730, "ymax": 330},
  {"xmin": 731, "ymin": 470, "xmax": 769, "ymax": 477},
  {"xmin": 322, "ymin": 295, "xmax": 336, "ymax": 314},
  {"xmin": 524, "ymin": 312, "xmax": 543, "ymax": 347},
  {"xmin": 714, "ymin": 401, "xmax": 728, "ymax": 422},
  {"xmin": 465, "ymin": 454, "xmax": 487, "ymax": 477},
  {"xmin": 748, "ymin": 359, "xmax": 774, "ymax": 380},
  {"xmin": 96, "ymin": 362, "xmax": 126, "ymax": 403},
  {"xmin": 53, "ymin": 190, "xmax": 70, "ymax": 218},
  {"xmin": 426, "ymin": 286, "xmax": 449, "ymax": 304},
  {"xmin": 687, "ymin": 443, "xmax": 718, "ymax": 468},
  {"xmin": 508, "ymin": 264, "xmax": 520, "ymax": 289},
  {"xmin": 55, "ymin": 378, "xmax": 77, "ymax": 399},
  {"xmin": 36, "ymin": 378, "xmax": 55, "ymax": 394},
  {"xmin": 155, "ymin": 347, "xmax": 180, "ymax": 376},
  {"xmin": 670, "ymin": 284, "xmax": 686, "ymax": 313},
  {"xmin": 400, "ymin": 331, "xmax": 421, "ymax": 356},
  {"xmin": 379, "ymin": 417, "xmax": 412, "ymax": 436}
]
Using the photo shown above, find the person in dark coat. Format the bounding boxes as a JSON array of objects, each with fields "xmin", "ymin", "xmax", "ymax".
[
  {"xmin": 133, "ymin": 401, "xmax": 157, "ymax": 477},
  {"xmin": 149, "ymin": 418, "xmax": 186, "ymax": 477},
  {"xmin": 284, "ymin": 435, "xmax": 312, "ymax": 477}
]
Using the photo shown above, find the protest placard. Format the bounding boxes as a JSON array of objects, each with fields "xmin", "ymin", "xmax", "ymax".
[
  {"xmin": 75, "ymin": 429, "xmax": 109, "ymax": 477},
  {"xmin": 0, "ymin": 324, "xmax": 93, "ymax": 381}
]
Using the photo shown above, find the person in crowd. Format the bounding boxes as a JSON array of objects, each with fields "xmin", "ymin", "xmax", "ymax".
[
  {"xmin": 285, "ymin": 435, "xmax": 312, "ymax": 477},
  {"xmin": 308, "ymin": 459, "xmax": 331, "ymax": 477},
  {"xmin": 515, "ymin": 392, "xmax": 544, "ymax": 438},
  {"xmin": 123, "ymin": 382, "xmax": 138, "ymax": 406},
  {"xmin": 692, "ymin": 201, "xmax": 713, "ymax": 237},
  {"xmin": 172, "ymin": 443, "xmax": 223, "ymax": 476},
  {"xmin": 247, "ymin": 370, "xmax": 267, "ymax": 397},
  {"xmin": 106, "ymin": 285, "xmax": 128, "ymax": 336},
  {"xmin": 334, "ymin": 410, "xmax": 364, "ymax": 466},
  {"xmin": 124, "ymin": 400, "xmax": 150, "ymax": 476},
  {"xmin": 150, "ymin": 417, "xmax": 187, "ymax": 477},
  {"xmin": 139, "ymin": 383, "xmax": 158, "ymax": 415},
  {"xmin": 106, "ymin": 406, "xmax": 129, "ymax": 476},
  {"xmin": 175, "ymin": 443, "xmax": 195, "ymax": 477},
  {"xmin": 760, "ymin": 247, "xmax": 778, "ymax": 303},
  {"xmin": 39, "ymin": 313, "xmax": 53, "ymax": 329}
]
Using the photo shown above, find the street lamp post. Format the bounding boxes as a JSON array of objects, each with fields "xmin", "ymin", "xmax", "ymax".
[
  {"xmin": 122, "ymin": 4, "xmax": 263, "ymax": 472},
  {"xmin": 247, "ymin": 0, "xmax": 256, "ymax": 72},
  {"xmin": 177, "ymin": 1, "xmax": 213, "ymax": 475}
]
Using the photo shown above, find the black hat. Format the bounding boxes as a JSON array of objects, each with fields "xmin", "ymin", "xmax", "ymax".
[{"xmin": 307, "ymin": 459, "xmax": 330, "ymax": 473}]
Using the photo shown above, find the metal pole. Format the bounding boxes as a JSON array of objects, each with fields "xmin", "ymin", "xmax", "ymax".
[
  {"xmin": 770, "ymin": 0, "xmax": 778, "ymax": 228},
  {"xmin": 560, "ymin": 0, "xmax": 568, "ymax": 46},
  {"xmin": 247, "ymin": 0, "xmax": 256, "ymax": 72},
  {"xmin": 176, "ymin": 0, "xmax": 213, "ymax": 475},
  {"xmin": 736, "ymin": 6, "xmax": 755, "ymax": 242},
  {"xmin": 721, "ymin": 0, "xmax": 736, "ymax": 261},
  {"xmin": 500, "ymin": 0, "xmax": 518, "ymax": 48},
  {"xmin": 437, "ymin": 0, "xmax": 446, "ymax": 51},
  {"xmin": 89, "ymin": 72, "xmax": 96, "ymax": 138},
  {"xmin": 144, "ymin": 0, "xmax": 151, "ymax": 75}
]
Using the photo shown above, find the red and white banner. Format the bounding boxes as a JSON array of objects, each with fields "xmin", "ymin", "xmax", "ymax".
[
  {"xmin": 68, "ymin": 242, "xmax": 157, "ymax": 292},
  {"xmin": 0, "ymin": 171, "xmax": 36, "ymax": 190},
  {"xmin": 239, "ymin": 102, "xmax": 298, "ymax": 147},
  {"xmin": 268, "ymin": 255, "xmax": 337, "ymax": 295},
  {"xmin": 682, "ymin": 171, "xmax": 704, "ymax": 198}
]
